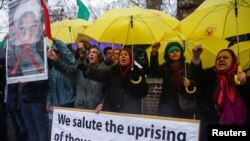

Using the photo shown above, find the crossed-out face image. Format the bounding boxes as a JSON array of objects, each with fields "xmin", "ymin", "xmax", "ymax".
[{"xmin": 7, "ymin": 0, "xmax": 47, "ymax": 83}]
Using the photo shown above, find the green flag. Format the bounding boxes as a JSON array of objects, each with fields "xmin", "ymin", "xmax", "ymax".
[
  {"xmin": 76, "ymin": 0, "xmax": 90, "ymax": 20},
  {"xmin": 0, "ymin": 40, "xmax": 6, "ymax": 48}
]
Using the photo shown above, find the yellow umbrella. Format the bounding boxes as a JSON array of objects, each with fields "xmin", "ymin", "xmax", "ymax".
[
  {"xmin": 229, "ymin": 41, "xmax": 250, "ymax": 70},
  {"xmin": 51, "ymin": 18, "xmax": 91, "ymax": 43},
  {"xmin": 176, "ymin": 0, "xmax": 250, "ymax": 39},
  {"xmin": 75, "ymin": 33, "xmax": 93, "ymax": 43},
  {"xmin": 147, "ymin": 37, "xmax": 229, "ymax": 68},
  {"xmin": 143, "ymin": 9, "xmax": 180, "ymax": 30},
  {"xmin": 84, "ymin": 6, "xmax": 180, "ymax": 45}
]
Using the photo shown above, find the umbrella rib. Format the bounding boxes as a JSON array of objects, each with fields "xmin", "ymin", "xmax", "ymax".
[
  {"xmin": 98, "ymin": 17, "xmax": 130, "ymax": 44},
  {"xmin": 187, "ymin": 5, "xmax": 229, "ymax": 39},
  {"xmin": 69, "ymin": 26, "xmax": 78, "ymax": 43},
  {"xmin": 134, "ymin": 15, "xmax": 158, "ymax": 42},
  {"xmin": 69, "ymin": 26, "xmax": 73, "ymax": 43},
  {"xmin": 187, "ymin": 7, "xmax": 219, "ymax": 40},
  {"xmin": 186, "ymin": 9, "xmax": 216, "ymax": 39},
  {"xmin": 140, "ymin": 13, "xmax": 178, "ymax": 29},
  {"xmin": 222, "ymin": 2, "xmax": 235, "ymax": 38}
]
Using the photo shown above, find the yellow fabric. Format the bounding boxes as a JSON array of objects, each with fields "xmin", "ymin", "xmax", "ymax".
[
  {"xmin": 147, "ymin": 37, "xmax": 229, "ymax": 69},
  {"xmin": 176, "ymin": 0, "xmax": 250, "ymax": 39},
  {"xmin": 83, "ymin": 6, "xmax": 180, "ymax": 45},
  {"xmin": 229, "ymin": 41, "xmax": 250, "ymax": 70},
  {"xmin": 51, "ymin": 18, "xmax": 91, "ymax": 43}
]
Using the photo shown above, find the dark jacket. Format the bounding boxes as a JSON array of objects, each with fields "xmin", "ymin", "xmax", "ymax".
[
  {"xmin": 47, "ymin": 39, "xmax": 76, "ymax": 106},
  {"xmin": 0, "ymin": 59, "xmax": 5, "ymax": 110},
  {"xmin": 19, "ymin": 80, "xmax": 48, "ymax": 103},
  {"xmin": 150, "ymin": 53, "xmax": 198, "ymax": 119},
  {"xmin": 83, "ymin": 65, "xmax": 148, "ymax": 114},
  {"xmin": 53, "ymin": 58, "xmax": 109, "ymax": 109},
  {"xmin": 191, "ymin": 62, "xmax": 250, "ymax": 124},
  {"xmin": 6, "ymin": 84, "xmax": 19, "ymax": 111}
]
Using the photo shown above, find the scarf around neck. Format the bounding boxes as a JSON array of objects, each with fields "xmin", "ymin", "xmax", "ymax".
[
  {"xmin": 213, "ymin": 56, "xmax": 246, "ymax": 124},
  {"xmin": 214, "ymin": 58, "xmax": 238, "ymax": 108},
  {"xmin": 170, "ymin": 61, "xmax": 183, "ymax": 91}
]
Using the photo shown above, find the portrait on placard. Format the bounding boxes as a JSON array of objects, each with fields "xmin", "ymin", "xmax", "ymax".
[{"xmin": 7, "ymin": 0, "xmax": 48, "ymax": 84}]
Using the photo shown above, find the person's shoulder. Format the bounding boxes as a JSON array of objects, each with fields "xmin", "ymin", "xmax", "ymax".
[{"xmin": 159, "ymin": 62, "xmax": 168, "ymax": 68}]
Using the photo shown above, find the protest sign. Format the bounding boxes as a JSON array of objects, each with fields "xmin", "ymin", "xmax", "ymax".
[
  {"xmin": 51, "ymin": 107, "xmax": 200, "ymax": 141},
  {"xmin": 7, "ymin": 0, "xmax": 48, "ymax": 84}
]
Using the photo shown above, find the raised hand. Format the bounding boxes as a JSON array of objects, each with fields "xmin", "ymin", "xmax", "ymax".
[
  {"xmin": 237, "ymin": 71, "xmax": 247, "ymax": 85},
  {"xmin": 48, "ymin": 49, "xmax": 58, "ymax": 61},
  {"xmin": 192, "ymin": 44, "xmax": 203, "ymax": 58},
  {"xmin": 192, "ymin": 44, "xmax": 203, "ymax": 64},
  {"xmin": 3, "ymin": 34, "xmax": 9, "ymax": 40},
  {"xmin": 151, "ymin": 42, "xmax": 160, "ymax": 55}
]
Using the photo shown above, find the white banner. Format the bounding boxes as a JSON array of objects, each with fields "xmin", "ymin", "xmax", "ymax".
[{"xmin": 51, "ymin": 107, "xmax": 200, "ymax": 141}]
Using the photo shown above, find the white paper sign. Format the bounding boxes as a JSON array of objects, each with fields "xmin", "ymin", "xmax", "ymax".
[{"xmin": 51, "ymin": 107, "xmax": 200, "ymax": 141}]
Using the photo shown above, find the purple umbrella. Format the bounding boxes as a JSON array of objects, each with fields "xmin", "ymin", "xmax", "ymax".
[
  {"xmin": 89, "ymin": 40, "xmax": 121, "ymax": 51},
  {"xmin": 71, "ymin": 40, "xmax": 121, "ymax": 53}
]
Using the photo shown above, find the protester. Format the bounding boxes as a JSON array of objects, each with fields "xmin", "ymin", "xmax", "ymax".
[
  {"xmin": 112, "ymin": 48, "xmax": 120, "ymax": 65},
  {"xmin": 7, "ymin": 84, "xmax": 28, "ymax": 141},
  {"xmin": 19, "ymin": 80, "xmax": 49, "ymax": 141},
  {"xmin": 149, "ymin": 42, "xmax": 199, "ymax": 119},
  {"xmin": 192, "ymin": 45, "xmax": 249, "ymax": 124},
  {"xmin": 74, "ymin": 40, "xmax": 91, "ymax": 61},
  {"xmin": 78, "ymin": 48, "xmax": 148, "ymax": 114},
  {"xmin": 191, "ymin": 45, "xmax": 250, "ymax": 140},
  {"xmin": 0, "ymin": 34, "xmax": 8, "ymax": 141},
  {"xmin": 126, "ymin": 45, "xmax": 150, "ymax": 75},
  {"xmin": 46, "ymin": 38, "xmax": 76, "ymax": 110},
  {"xmin": 48, "ymin": 45, "xmax": 108, "ymax": 112},
  {"xmin": 243, "ymin": 66, "xmax": 250, "ymax": 124},
  {"xmin": 103, "ymin": 46, "xmax": 113, "ymax": 66}
]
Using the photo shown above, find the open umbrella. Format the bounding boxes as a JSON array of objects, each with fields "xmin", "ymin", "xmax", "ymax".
[
  {"xmin": 75, "ymin": 33, "xmax": 93, "ymax": 42},
  {"xmin": 176, "ymin": 0, "xmax": 250, "ymax": 39},
  {"xmin": 175, "ymin": 0, "xmax": 250, "ymax": 77},
  {"xmin": 51, "ymin": 18, "xmax": 91, "ymax": 43},
  {"xmin": 143, "ymin": 9, "xmax": 180, "ymax": 30},
  {"xmin": 146, "ymin": 36, "xmax": 229, "ymax": 68},
  {"xmin": 84, "ymin": 6, "xmax": 180, "ymax": 45},
  {"xmin": 229, "ymin": 41, "xmax": 250, "ymax": 70}
]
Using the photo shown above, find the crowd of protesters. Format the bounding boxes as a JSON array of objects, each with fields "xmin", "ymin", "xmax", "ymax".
[{"xmin": 0, "ymin": 33, "xmax": 250, "ymax": 141}]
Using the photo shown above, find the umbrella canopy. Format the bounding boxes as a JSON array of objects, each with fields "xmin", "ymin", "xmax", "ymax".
[
  {"xmin": 51, "ymin": 18, "xmax": 91, "ymax": 43},
  {"xmin": 176, "ymin": 0, "xmax": 250, "ymax": 39},
  {"xmin": 75, "ymin": 33, "xmax": 121, "ymax": 50},
  {"xmin": 229, "ymin": 41, "xmax": 250, "ymax": 70},
  {"xmin": 88, "ymin": 40, "xmax": 121, "ymax": 51},
  {"xmin": 84, "ymin": 6, "xmax": 180, "ymax": 45},
  {"xmin": 142, "ymin": 9, "xmax": 180, "ymax": 30},
  {"xmin": 75, "ymin": 33, "xmax": 93, "ymax": 42},
  {"xmin": 147, "ymin": 37, "xmax": 229, "ymax": 68}
]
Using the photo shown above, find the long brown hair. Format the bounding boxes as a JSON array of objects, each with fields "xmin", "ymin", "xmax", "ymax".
[{"xmin": 118, "ymin": 48, "xmax": 132, "ymax": 78}]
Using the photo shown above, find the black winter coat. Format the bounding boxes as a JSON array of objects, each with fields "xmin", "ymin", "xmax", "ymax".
[
  {"xmin": 191, "ymin": 63, "xmax": 250, "ymax": 124},
  {"xmin": 84, "ymin": 65, "xmax": 148, "ymax": 114},
  {"xmin": 19, "ymin": 80, "xmax": 48, "ymax": 103},
  {"xmin": 150, "ymin": 53, "xmax": 198, "ymax": 119}
]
